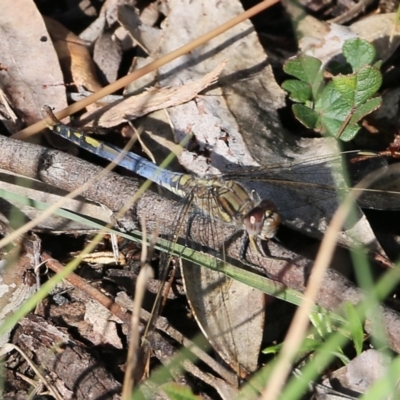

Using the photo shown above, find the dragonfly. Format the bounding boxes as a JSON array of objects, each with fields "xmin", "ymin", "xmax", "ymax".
[
  {"xmin": 42, "ymin": 106, "xmax": 399, "ymax": 379},
  {"xmin": 42, "ymin": 106, "xmax": 281, "ymax": 249},
  {"xmin": 43, "ymin": 106, "xmax": 399, "ymax": 244}
]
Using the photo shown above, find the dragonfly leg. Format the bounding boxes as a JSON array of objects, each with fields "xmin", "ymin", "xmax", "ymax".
[
  {"xmin": 239, "ymin": 233, "xmax": 274, "ymax": 262},
  {"xmin": 239, "ymin": 231, "xmax": 250, "ymax": 261},
  {"xmin": 239, "ymin": 234, "xmax": 264, "ymax": 260},
  {"xmin": 234, "ymin": 233, "xmax": 277, "ymax": 279}
]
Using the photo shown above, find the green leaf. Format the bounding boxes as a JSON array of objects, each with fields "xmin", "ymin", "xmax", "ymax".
[
  {"xmin": 281, "ymin": 80, "xmax": 312, "ymax": 102},
  {"xmin": 312, "ymin": 66, "xmax": 381, "ymax": 140},
  {"xmin": 349, "ymin": 97, "xmax": 382, "ymax": 125},
  {"xmin": 342, "ymin": 38, "xmax": 376, "ymax": 71},
  {"xmin": 309, "ymin": 312, "xmax": 334, "ymax": 338},
  {"xmin": 331, "ymin": 74, "xmax": 357, "ymax": 107},
  {"xmin": 314, "ymin": 82, "xmax": 351, "ymax": 136},
  {"xmin": 283, "ymin": 55, "xmax": 322, "ymax": 83},
  {"xmin": 283, "ymin": 55, "xmax": 324, "ymax": 99},
  {"xmin": 335, "ymin": 124, "xmax": 361, "ymax": 142},
  {"xmin": 292, "ymin": 104, "xmax": 319, "ymax": 129},
  {"xmin": 281, "ymin": 38, "xmax": 383, "ymax": 142},
  {"xmin": 329, "ymin": 351, "xmax": 351, "ymax": 365},
  {"xmin": 344, "ymin": 302, "xmax": 364, "ymax": 355},
  {"xmin": 333, "ymin": 65, "xmax": 382, "ymax": 106},
  {"xmin": 262, "ymin": 343, "xmax": 283, "ymax": 354}
]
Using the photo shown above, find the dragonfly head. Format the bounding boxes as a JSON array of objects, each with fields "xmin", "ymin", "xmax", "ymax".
[{"xmin": 244, "ymin": 200, "xmax": 281, "ymax": 240}]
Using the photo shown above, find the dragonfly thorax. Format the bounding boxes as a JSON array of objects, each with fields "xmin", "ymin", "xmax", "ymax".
[{"xmin": 243, "ymin": 199, "xmax": 281, "ymax": 240}]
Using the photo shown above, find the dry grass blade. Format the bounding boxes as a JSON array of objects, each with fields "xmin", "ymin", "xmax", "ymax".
[{"xmin": 122, "ymin": 217, "xmax": 156, "ymax": 398}]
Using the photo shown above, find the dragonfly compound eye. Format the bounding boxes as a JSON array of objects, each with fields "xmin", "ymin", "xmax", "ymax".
[{"xmin": 243, "ymin": 200, "xmax": 281, "ymax": 240}]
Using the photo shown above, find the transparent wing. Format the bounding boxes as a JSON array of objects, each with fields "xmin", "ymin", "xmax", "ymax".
[
  {"xmin": 220, "ymin": 151, "xmax": 400, "ymax": 212},
  {"xmin": 207, "ymin": 151, "xmax": 400, "ymax": 243},
  {"xmin": 180, "ymin": 184, "xmax": 265, "ymax": 376}
]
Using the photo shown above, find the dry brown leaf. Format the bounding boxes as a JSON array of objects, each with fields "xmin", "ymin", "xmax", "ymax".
[
  {"xmin": 78, "ymin": 61, "xmax": 227, "ymax": 127},
  {"xmin": 93, "ymin": 30, "xmax": 122, "ymax": 85},
  {"xmin": 44, "ymin": 16, "xmax": 102, "ymax": 93},
  {"xmin": 0, "ymin": 0, "xmax": 66, "ymax": 127},
  {"xmin": 84, "ymin": 300, "xmax": 123, "ymax": 349},
  {"xmin": 183, "ymin": 261, "xmax": 265, "ymax": 376},
  {"xmin": 117, "ymin": 3, "xmax": 162, "ymax": 55},
  {"xmin": 79, "ymin": 0, "xmax": 121, "ymax": 43}
]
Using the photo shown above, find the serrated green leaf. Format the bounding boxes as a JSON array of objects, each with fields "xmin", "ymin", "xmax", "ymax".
[
  {"xmin": 353, "ymin": 66, "xmax": 382, "ymax": 104},
  {"xmin": 292, "ymin": 104, "xmax": 319, "ymax": 129},
  {"xmin": 297, "ymin": 85, "xmax": 354, "ymax": 136},
  {"xmin": 283, "ymin": 55, "xmax": 322, "ymax": 83},
  {"xmin": 282, "ymin": 38, "xmax": 382, "ymax": 142},
  {"xmin": 343, "ymin": 38, "xmax": 376, "ymax": 71},
  {"xmin": 332, "ymin": 74, "xmax": 357, "ymax": 106},
  {"xmin": 314, "ymin": 66, "xmax": 381, "ymax": 140},
  {"xmin": 316, "ymin": 93, "xmax": 360, "ymax": 139},
  {"xmin": 282, "ymin": 79, "xmax": 312, "ymax": 102},
  {"xmin": 349, "ymin": 97, "xmax": 382, "ymax": 125},
  {"xmin": 283, "ymin": 55, "xmax": 324, "ymax": 99},
  {"xmin": 336, "ymin": 124, "xmax": 360, "ymax": 142},
  {"xmin": 338, "ymin": 97, "xmax": 381, "ymax": 141},
  {"xmin": 332, "ymin": 66, "xmax": 381, "ymax": 106},
  {"xmin": 315, "ymin": 82, "xmax": 351, "ymax": 121}
]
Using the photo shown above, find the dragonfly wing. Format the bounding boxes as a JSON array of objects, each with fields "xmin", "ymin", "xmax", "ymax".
[
  {"xmin": 180, "ymin": 185, "xmax": 265, "ymax": 377},
  {"xmin": 182, "ymin": 260, "xmax": 265, "ymax": 376},
  {"xmin": 352, "ymin": 162, "xmax": 400, "ymax": 211}
]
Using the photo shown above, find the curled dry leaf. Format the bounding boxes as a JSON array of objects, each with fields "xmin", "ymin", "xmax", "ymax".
[{"xmin": 44, "ymin": 17, "xmax": 102, "ymax": 93}]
